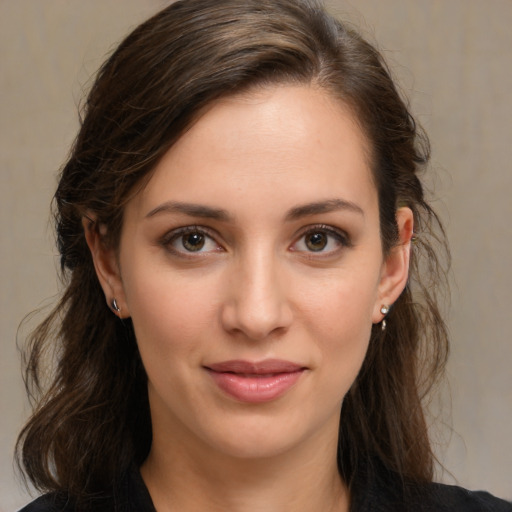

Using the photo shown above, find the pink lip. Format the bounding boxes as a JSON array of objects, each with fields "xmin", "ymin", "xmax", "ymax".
[{"xmin": 205, "ymin": 359, "xmax": 306, "ymax": 403}]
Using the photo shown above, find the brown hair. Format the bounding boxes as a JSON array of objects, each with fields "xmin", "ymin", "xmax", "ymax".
[{"xmin": 17, "ymin": 0, "xmax": 449, "ymax": 501}]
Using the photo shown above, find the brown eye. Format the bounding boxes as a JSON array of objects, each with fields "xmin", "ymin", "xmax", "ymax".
[
  {"xmin": 163, "ymin": 226, "xmax": 221, "ymax": 256},
  {"xmin": 291, "ymin": 225, "xmax": 350, "ymax": 255},
  {"xmin": 305, "ymin": 232, "xmax": 328, "ymax": 251},
  {"xmin": 182, "ymin": 232, "xmax": 205, "ymax": 251}
]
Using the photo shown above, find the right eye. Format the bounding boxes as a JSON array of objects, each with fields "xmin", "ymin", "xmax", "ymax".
[{"xmin": 162, "ymin": 227, "xmax": 222, "ymax": 255}]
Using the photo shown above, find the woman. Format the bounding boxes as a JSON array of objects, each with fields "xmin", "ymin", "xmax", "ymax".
[{"xmin": 16, "ymin": 0, "xmax": 511, "ymax": 511}]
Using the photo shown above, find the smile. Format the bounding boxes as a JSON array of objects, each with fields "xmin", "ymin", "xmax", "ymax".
[{"xmin": 204, "ymin": 359, "xmax": 306, "ymax": 403}]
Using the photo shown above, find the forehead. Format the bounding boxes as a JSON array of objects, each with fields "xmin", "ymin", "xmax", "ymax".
[{"xmin": 129, "ymin": 85, "xmax": 377, "ymax": 220}]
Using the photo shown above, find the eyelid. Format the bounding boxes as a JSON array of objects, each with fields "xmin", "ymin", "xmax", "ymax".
[
  {"xmin": 290, "ymin": 224, "xmax": 352, "ymax": 253},
  {"xmin": 159, "ymin": 225, "xmax": 224, "ymax": 256},
  {"xmin": 158, "ymin": 223, "xmax": 351, "ymax": 259}
]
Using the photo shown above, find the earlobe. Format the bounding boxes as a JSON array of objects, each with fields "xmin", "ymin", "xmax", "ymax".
[
  {"xmin": 82, "ymin": 215, "xmax": 130, "ymax": 318},
  {"xmin": 373, "ymin": 207, "xmax": 414, "ymax": 324}
]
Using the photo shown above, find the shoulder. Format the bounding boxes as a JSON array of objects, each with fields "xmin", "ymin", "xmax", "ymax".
[
  {"xmin": 421, "ymin": 482, "xmax": 512, "ymax": 512},
  {"xmin": 17, "ymin": 493, "xmax": 119, "ymax": 512},
  {"xmin": 356, "ymin": 459, "xmax": 512, "ymax": 512},
  {"xmin": 17, "ymin": 492, "xmax": 116, "ymax": 512},
  {"xmin": 17, "ymin": 466, "xmax": 155, "ymax": 512},
  {"xmin": 360, "ymin": 479, "xmax": 512, "ymax": 512},
  {"xmin": 17, "ymin": 493, "xmax": 73, "ymax": 512}
]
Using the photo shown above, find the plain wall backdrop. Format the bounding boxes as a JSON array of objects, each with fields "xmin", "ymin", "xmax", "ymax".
[{"xmin": 1, "ymin": 1, "xmax": 511, "ymax": 509}]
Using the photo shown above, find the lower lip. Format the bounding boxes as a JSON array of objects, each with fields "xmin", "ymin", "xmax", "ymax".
[{"xmin": 207, "ymin": 369, "xmax": 304, "ymax": 403}]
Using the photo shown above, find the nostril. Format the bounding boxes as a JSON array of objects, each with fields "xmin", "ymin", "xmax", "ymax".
[
  {"xmin": 219, "ymin": 259, "xmax": 293, "ymax": 340},
  {"xmin": 220, "ymin": 300, "xmax": 292, "ymax": 341}
]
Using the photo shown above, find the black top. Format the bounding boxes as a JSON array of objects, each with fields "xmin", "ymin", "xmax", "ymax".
[{"xmin": 19, "ymin": 463, "xmax": 512, "ymax": 512}]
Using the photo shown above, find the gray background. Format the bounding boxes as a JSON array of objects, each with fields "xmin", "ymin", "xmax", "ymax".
[{"xmin": 1, "ymin": 1, "xmax": 511, "ymax": 509}]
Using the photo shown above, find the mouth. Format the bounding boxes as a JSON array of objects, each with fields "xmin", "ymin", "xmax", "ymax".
[{"xmin": 204, "ymin": 359, "xmax": 306, "ymax": 403}]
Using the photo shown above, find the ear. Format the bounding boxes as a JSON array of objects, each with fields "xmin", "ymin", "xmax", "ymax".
[
  {"xmin": 82, "ymin": 215, "xmax": 130, "ymax": 318},
  {"xmin": 372, "ymin": 207, "xmax": 414, "ymax": 323}
]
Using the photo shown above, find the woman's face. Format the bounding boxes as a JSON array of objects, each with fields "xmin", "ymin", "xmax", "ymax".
[{"xmin": 92, "ymin": 85, "xmax": 412, "ymax": 461}]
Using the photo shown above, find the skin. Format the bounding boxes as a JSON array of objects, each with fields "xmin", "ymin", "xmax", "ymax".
[{"xmin": 85, "ymin": 85, "xmax": 413, "ymax": 512}]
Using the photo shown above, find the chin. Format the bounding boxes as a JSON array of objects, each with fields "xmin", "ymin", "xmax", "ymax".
[
  {"xmin": 207, "ymin": 431, "xmax": 301, "ymax": 461},
  {"xmin": 196, "ymin": 407, "xmax": 337, "ymax": 462}
]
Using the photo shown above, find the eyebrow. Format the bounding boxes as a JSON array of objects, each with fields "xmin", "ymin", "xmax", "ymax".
[
  {"xmin": 145, "ymin": 198, "xmax": 364, "ymax": 222},
  {"xmin": 145, "ymin": 201, "xmax": 232, "ymax": 221},
  {"xmin": 284, "ymin": 198, "xmax": 364, "ymax": 221}
]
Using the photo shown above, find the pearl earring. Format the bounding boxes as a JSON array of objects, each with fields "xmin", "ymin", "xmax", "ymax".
[{"xmin": 380, "ymin": 304, "xmax": 390, "ymax": 331}]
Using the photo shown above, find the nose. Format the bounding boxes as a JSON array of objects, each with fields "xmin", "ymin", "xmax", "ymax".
[{"xmin": 220, "ymin": 249, "xmax": 293, "ymax": 341}]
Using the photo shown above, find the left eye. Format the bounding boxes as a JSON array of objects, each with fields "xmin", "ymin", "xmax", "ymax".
[
  {"xmin": 165, "ymin": 228, "xmax": 220, "ymax": 254},
  {"xmin": 292, "ymin": 228, "xmax": 347, "ymax": 253}
]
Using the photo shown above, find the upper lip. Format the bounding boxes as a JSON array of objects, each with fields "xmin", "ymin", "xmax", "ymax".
[{"xmin": 205, "ymin": 359, "xmax": 305, "ymax": 374}]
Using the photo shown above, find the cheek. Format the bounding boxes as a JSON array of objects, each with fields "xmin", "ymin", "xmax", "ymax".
[
  {"xmin": 123, "ymin": 264, "xmax": 220, "ymax": 364},
  {"xmin": 296, "ymin": 268, "xmax": 378, "ymax": 386},
  {"xmin": 319, "ymin": 288, "xmax": 373, "ymax": 372},
  {"xmin": 298, "ymin": 267, "xmax": 379, "ymax": 337}
]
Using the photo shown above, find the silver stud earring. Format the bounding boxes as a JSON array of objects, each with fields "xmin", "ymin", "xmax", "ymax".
[
  {"xmin": 380, "ymin": 305, "xmax": 389, "ymax": 331},
  {"xmin": 111, "ymin": 298, "xmax": 121, "ymax": 313}
]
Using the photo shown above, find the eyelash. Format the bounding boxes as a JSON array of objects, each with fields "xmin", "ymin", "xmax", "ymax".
[
  {"xmin": 293, "ymin": 224, "xmax": 352, "ymax": 256},
  {"xmin": 159, "ymin": 225, "xmax": 223, "ymax": 258},
  {"xmin": 159, "ymin": 224, "xmax": 351, "ymax": 258}
]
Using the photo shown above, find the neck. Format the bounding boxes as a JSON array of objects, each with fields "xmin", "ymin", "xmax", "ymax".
[{"xmin": 141, "ymin": 425, "xmax": 349, "ymax": 512}]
